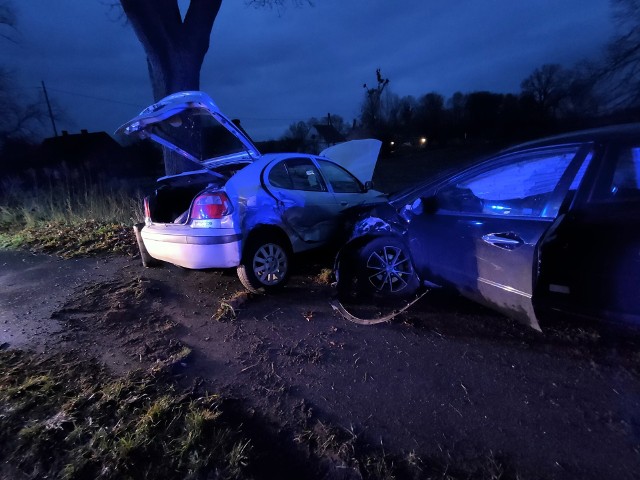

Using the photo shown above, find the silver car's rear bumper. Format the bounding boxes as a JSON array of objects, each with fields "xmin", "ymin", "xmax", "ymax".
[{"xmin": 141, "ymin": 224, "xmax": 242, "ymax": 269}]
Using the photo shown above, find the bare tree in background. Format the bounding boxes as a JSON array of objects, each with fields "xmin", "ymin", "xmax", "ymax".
[
  {"xmin": 0, "ymin": 71, "xmax": 47, "ymax": 141},
  {"xmin": 248, "ymin": 0, "xmax": 313, "ymax": 9},
  {"xmin": 520, "ymin": 64, "xmax": 570, "ymax": 118},
  {"xmin": 0, "ymin": 2, "xmax": 49, "ymax": 147},
  {"xmin": 361, "ymin": 68, "xmax": 390, "ymax": 135},
  {"xmin": 281, "ymin": 120, "xmax": 311, "ymax": 151},
  {"xmin": 119, "ymin": 0, "xmax": 311, "ymax": 174},
  {"xmin": 559, "ymin": 63, "xmax": 602, "ymax": 120},
  {"xmin": 600, "ymin": 0, "xmax": 640, "ymax": 108},
  {"xmin": 0, "ymin": 0, "xmax": 17, "ymax": 42}
]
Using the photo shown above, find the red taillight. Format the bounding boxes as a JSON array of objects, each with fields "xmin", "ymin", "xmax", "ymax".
[
  {"xmin": 190, "ymin": 192, "xmax": 232, "ymax": 220},
  {"xmin": 143, "ymin": 196, "xmax": 151, "ymax": 220}
]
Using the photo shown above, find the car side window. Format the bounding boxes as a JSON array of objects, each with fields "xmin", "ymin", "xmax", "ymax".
[
  {"xmin": 436, "ymin": 147, "xmax": 580, "ymax": 217},
  {"xmin": 317, "ymin": 160, "xmax": 363, "ymax": 193},
  {"xmin": 268, "ymin": 161, "xmax": 293, "ymax": 189},
  {"xmin": 268, "ymin": 158, "xmax": 326, "ymax": 192},
  {"xmin": 593, "ymin": 146, "xmax": 640, "ymax": 202}
]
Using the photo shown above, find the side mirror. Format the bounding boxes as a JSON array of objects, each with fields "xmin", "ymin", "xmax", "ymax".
[
  {"xmin": 401, "ymin": 197, "xmax": 424, "ymax": 220},
  {"xmin": 363, "ymin": 180, "xmax": 374, "ymax": 192},
  {"xmin": 409, "ymin": 198, "xmax": 424, "ymax": 215},
  {"xmin": 401, "ymin": 196, "xmax": 438, "ymax": 221}
]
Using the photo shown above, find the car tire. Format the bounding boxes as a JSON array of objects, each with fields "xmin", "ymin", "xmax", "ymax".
[
  {"xmin": 237, "ymin": 236, "xmax": 291, "ymax": 293},
  {"xmin": 356, "ymin": 237, "xmax": 419, "ymax": 297},
  {"xmin": 133, "ymin": 223, "xmax": 160, "ymax": 268}
]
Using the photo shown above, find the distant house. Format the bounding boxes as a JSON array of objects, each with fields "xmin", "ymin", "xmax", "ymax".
[
  {"xmin": 36, "ymin": 130, "xmax": 160, "ymax": 181},
  {"xmin": 39, "ymin": 130, "xmax": 122, "ymax": 171}
]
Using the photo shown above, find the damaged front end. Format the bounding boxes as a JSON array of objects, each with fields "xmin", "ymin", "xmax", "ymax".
[{"xmin": 334, "ymin": 201, "xmax": 419, "ymax": 298}]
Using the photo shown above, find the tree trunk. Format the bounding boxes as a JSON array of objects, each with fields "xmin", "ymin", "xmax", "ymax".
[{"xmin": 120, "ymin": 0, "xmax": 223, "ymax": 174}]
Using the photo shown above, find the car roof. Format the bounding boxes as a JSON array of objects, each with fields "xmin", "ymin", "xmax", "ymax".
[
  {"xmin": 498, "ymin": 123, "xmax": 640, "ymax": 155},
  {"xmin": 388, "ymin": 123, "xmax": 640, "ymax": 206}
]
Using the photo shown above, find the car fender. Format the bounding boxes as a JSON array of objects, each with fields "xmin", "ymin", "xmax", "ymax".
[
  {"xmin": 238, "ymin": 190, "xmax": 284, "ymax": 236},
  {"xmin": 334, "ymin": 215, "xmax": 406, "ymax": 277},
  {"xmin": 227, "ymin": 177, "xmax": 307, "ymax": 253},
  {"xmin": 351, "ymin": 215, "xmax": 395, "ymax": 238}
]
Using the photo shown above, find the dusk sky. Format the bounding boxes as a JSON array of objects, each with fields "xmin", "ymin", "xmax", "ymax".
[{"xmin": 3, "ymin": 0, "xmax": 616, "ymax": 141}]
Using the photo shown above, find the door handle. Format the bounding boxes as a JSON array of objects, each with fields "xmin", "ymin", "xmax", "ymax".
[{"xmin": 482, "ymin": 233, "xmax": 523, "ymax": 250}]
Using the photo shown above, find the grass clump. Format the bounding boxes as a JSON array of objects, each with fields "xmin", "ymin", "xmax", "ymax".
[
  {"xmin": 0, "ymin": 348, "xmax": 252, "ymax": 480},
  {"xmin": 213, "ymin": 291, "xmax": 251, "ymax": 322}
]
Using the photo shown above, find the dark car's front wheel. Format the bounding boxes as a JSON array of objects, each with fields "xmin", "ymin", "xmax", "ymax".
[
  {"xmin": 237, "ymin": 236, "xmax": 291, "ymax": 293},
  {"xmin": 356, "ymin": 237, "xmax": 419, "ymax": 297}
]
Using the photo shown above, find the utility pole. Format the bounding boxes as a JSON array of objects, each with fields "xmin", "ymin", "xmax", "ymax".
[{"xmin": 41, "ymin": 81, "xmax": 58, "ymax": 137}]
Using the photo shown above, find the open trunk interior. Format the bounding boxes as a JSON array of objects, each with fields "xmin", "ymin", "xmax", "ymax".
[{"xmin": 147, "ymin": 165, "xmax": 247, "ymax": 224}]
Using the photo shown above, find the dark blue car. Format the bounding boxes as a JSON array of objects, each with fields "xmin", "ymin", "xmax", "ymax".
[{"xmin": 335, "ymin": 124, "xmax": 640, "ymax": 330}]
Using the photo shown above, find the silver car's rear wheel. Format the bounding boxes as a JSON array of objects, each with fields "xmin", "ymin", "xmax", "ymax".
[
  {"xmin": 358, "ymin": 237, "xmax": 418, "ymax": 297},
  {"xmin": 238, "ymin": 237, "xmax": 291, "ymax": 293}
]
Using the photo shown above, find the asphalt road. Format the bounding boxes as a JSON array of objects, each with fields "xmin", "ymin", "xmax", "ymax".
[{"xmin": 0, "ymin": 250, "xmax": 130, "ymax": 350}]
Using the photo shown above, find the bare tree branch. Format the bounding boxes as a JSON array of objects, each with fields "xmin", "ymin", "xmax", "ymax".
[
  {"xmin": 0, "ymin": 0, "xmax": 18, "ymax": 43},
  {"xmin": 598, "ymin": 0, "xmax": 640, "ymax": 108},
  {"xmin": 245, "ymin": 0, "xmax": 314, "ymax": 8}
]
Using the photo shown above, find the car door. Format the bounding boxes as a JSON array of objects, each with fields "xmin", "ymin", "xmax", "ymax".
[
  {"xmin": 537, "ymin": 142, "xmax": 640, "ymax": 324},
  {"xmin": 264, "ymin": 157, "xmax": 342, "ymax": 244},
  {"xmin": 406, "ymin": 145, "xmax": 591, "ymax": 330}
]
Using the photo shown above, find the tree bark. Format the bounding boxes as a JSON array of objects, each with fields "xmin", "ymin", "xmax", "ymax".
[
  {"xmin": 120, "ymin": 0, "xmax": 221, "ymax": 99},
  {"xmin": 120, "ymin": 0, "xmax": 222, "ymax": 174}
]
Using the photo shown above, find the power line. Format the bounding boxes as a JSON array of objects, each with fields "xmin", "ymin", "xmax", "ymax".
[
  {"xmin": 4, "ymin": 84, "xmax": 147, "ymax": 109},
  {"xmin": 239, "ymin": 116, "xmax": 303, "ymax": 122},
  {"xmin": 5, "ymin": 85, "xmax": 347, "ymax": 124},
  {"xmin": 45, "ymin": 87, "xmax": 146, "ymax": 108}
]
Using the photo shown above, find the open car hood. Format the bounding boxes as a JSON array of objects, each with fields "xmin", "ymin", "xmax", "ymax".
[
  {"xmin": 115, "ymin": 91, "xmax": 260, "ymax": 168},
  {"xmin": 320, "ymin": 139, "xmax": 382, "ymax": 184}
]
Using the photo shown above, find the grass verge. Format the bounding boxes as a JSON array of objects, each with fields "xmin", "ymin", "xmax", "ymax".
[
  {"xmin": 0, "ymin": 349, "xmax": 251, "ymax": 480},
  {"xmin": 0, "ymin": 220, "xmax": 138, "ymax": 258},
  {"xmin": 0, "ymin": 178, "xmax": 141, "ymax": 257}
]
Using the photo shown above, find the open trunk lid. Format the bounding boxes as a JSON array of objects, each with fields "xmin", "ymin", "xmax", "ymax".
[{"xmin": 116, "ymin": 91, "xmax": 261, "ymax": 171}]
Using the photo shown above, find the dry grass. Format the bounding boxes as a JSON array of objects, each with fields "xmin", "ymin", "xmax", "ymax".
[
  {"xmin": 213, "ymin": 290, "xmax": 251, "ymax": 322},
  {"xmin": 1, "ymin": 173, "xmax": 143, "ymax": 227},
  {"xmin": 0, "ymin": 173, "xmax": 142, "ymax": 257},
  {"xmin": 0, "ymin": 220, "xmax": 138, "ymax": 257},
  {"xmin": 0, "ymin": 349, "xmax": 251, "ymax": 480}
]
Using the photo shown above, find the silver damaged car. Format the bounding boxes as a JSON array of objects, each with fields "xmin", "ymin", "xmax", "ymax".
[{"xmin": 118, "ymin": 91, "xmax": 385, "ymax": 292}]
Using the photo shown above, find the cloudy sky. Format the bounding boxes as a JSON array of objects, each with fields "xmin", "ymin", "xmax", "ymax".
[{"xmin": 3, "ymin": 0, "xmax": 615, "ymax": 141}]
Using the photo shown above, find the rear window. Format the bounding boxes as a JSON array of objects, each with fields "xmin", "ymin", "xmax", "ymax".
[
  {"xmin": 267, "ymin": 158, "xmax": 326, "ymax": 192},
  {"xmin": 150, "ymin": 107, "xmax": 250, "ymax": 161}
]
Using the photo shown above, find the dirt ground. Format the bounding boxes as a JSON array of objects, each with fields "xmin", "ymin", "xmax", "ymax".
[{"xmin": 2, "ymin": 247, "xmax": 640, "ymax": 480}]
